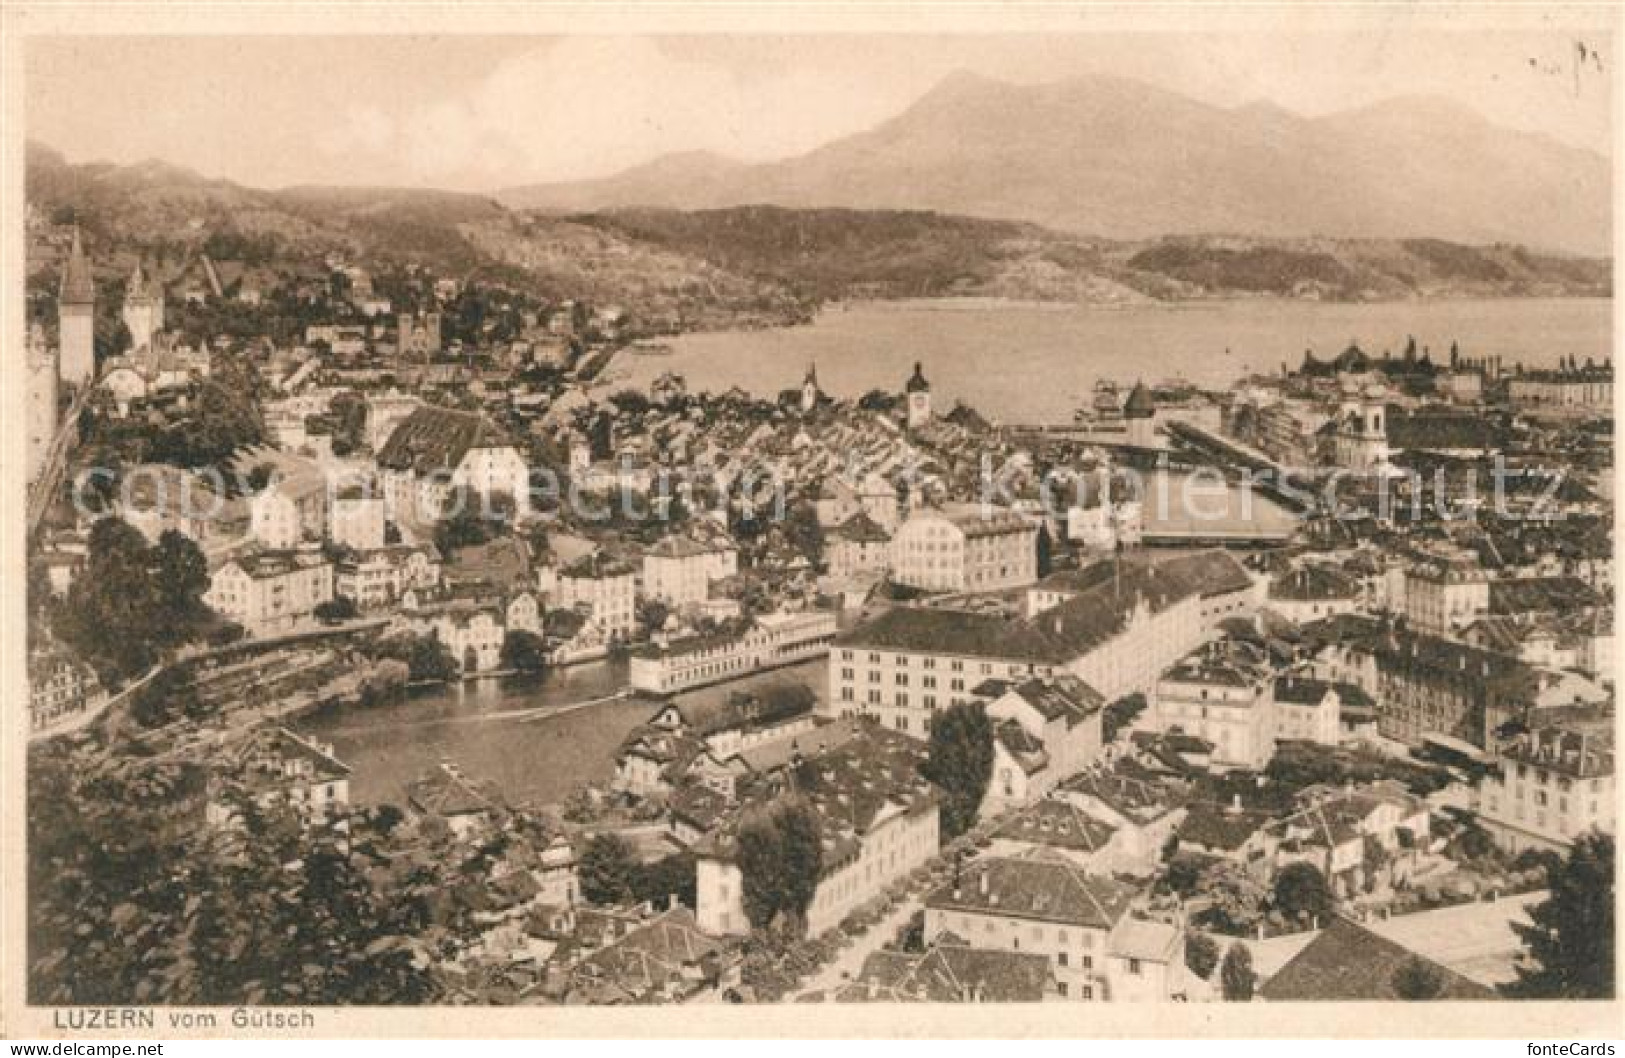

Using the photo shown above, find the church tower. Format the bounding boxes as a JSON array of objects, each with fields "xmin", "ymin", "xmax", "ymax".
[
  {"xmin": 57, "ymin": 227, "xmax": 96, "ymax": 386},
  {"xmin": 905, "ymin": 361, "xmax": 932, "ymax": 429},
  {"xmin": 122, "ymin": 258, "xmax": 165, "ymax": 355},
  {"xmin": 801, "ymin": 363, "xmax": 822, "ymax": 414},
  {"xmin": 27, "ymin": 322, "xmax": 59, "ymax": 484}
]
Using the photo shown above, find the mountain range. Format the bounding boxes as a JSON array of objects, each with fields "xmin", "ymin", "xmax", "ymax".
[
  {"xmin": 500, "ymin": 72, "xmax": 1611, "ymax": 255},
  {"xmin": 25, "ymin": 132, "xmax": 1611, "ymax": 340}
]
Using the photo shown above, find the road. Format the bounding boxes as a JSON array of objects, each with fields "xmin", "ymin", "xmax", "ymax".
[{"xmin": 792, "ymin": 895, "xmax": 925, "ymax": 1000}]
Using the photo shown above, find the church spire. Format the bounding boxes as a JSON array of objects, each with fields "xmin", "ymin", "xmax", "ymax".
[{"xmin": 58, "ymin": 226, "xmax": 96, "ymax": 306}]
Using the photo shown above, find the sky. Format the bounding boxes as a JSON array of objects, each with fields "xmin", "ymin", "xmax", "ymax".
[{"xmin": 25, "ymin": 31, "xmax": 1614, "ymax": 192}]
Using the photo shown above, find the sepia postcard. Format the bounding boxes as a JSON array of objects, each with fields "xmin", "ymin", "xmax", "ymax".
[{"xmin": 1, "ymin": 1, "xmax": 1621, "ymax": 1041}]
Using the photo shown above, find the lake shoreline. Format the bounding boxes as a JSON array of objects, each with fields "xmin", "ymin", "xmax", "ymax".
[{"xmin": 610, "ymin": 296, "xmax": 1611, "ymax": 426}]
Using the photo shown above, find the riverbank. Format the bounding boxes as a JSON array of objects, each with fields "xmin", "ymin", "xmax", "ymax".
[{"xmin": 295, "ymin": 656, "xmax": 825, "ymax": 808}]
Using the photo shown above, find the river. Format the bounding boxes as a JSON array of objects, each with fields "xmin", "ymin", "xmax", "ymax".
[
  {"xmin": 610, "ymin": 297, "xmax": 1611, "ymax": 424},
  {"xmin": 306, "ymin": 295, "xmax": 1610, "ymax": 806},
  {"xmin": 294, "ymin": 658, "xmax": 827, "ymax": 808}
]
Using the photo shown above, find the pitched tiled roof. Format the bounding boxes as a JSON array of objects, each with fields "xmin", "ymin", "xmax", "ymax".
[
  {"xmin": 377, "ymin": 405, "xmax": 512, "ymax": 473},
  {"xmin": 1260, "ymin": 916, "xmax": 1495, "ymax": 1000},
  {"xmin": 832, "ymin": 512, "xmax": 891, "ymax": 543},
  {"xmin": 1269, "ymin": 565, "xmax": 1361, "ymax": 602},
  {"xmin": 1273, "ymin": 675, "xmax": 1338, "ymax": 706},
  {"xmin": 838, "ymin": 606, "xmax": 1060, "ymax": 663},
  {"xmin": 996, "ymin": 799, "xmax": 1116, "ymax": 854},
  {"xmin": 1004, "ymin": 675, "xmax": 1105, "ymax": 726},
  {"xmin": 1176, "ymin": 802, "xmax": 1269, "ymax": 852},
  {"xmin": 925, "ymin": 855, "xmax": 1137, "ymax": 930},
  {"xmin": 1489, "ymin": 576, "xmax": 1600, "ymax": 616},
  {"xmin": 996, "ymin": 719, "xmax": 1050, "ymax": 775},
  {"xmin": 837, "ymin": 943, "xmax": 1052, "ymax": 1003}
]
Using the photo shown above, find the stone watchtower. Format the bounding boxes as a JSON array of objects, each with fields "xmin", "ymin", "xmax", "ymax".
[{"xmin": 57, "ymin": 227, "xmax": 96, "ymax": 386}]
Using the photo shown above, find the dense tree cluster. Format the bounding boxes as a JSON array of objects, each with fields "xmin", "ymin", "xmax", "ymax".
[
  {"xmin": 736, "ymin": 800, "xmax": 824, "ymax": 937},
  {"xmin": 1507, "ymin": 831, "xmax": 1615, "ymax": 999},
  {"xmin": 49, "ymin": 519, "xmax": 216, "ymax": 684},
  {"xmin": 28, "ymin": 746, "xmax": 439, "ymax": 1005},
  {"xmin": 370, "ymin": 631, "xmax": 458, "ymax": 684},
  {"xmin": 922, "ymin": 702, "xmax": 995, "ymax": 839},
  {"xmin": 499, "ymin": 630, "xmax": 548, "ymax": 675},
  {"xmin": 576, "ymin": 833, "xmax": 696, "ymax": 911}
]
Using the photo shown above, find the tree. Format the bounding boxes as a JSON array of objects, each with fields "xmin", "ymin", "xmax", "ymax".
[
  {"xmin": 314, "ymin": 597, "xmax": 358, "ymax": 625},
  {"xmin": 1507, "ymin": 831, "xmax": 1615, "ymax": 999},
  {"xmin": 921, "ymin": 702, "xmax": 995, "ymax": 839},
  {"xmin": 433, "ymin": 505, "xmax": 494, "ymax": 556},
  {"xmin": 1102, "ymin": 693, "xmax": 1148, "ymax": 743},
  {"xmin": 1185, "ymin": 931, "xmax": 1220, "ymax": 980},
  {"xmin": 736, "ymin": 800, "xmax": 823, "ymax": 937},
  {"xmin": 1391, "ymin": 956, "xmax": 1446, "ymax": 1000},
  {"xmin": 373, "ymin": 632, "xmax": 457, "ymax": 684},
  {"xmin": 52, "ymin": 517, "xmax": 206, "ymax": 683},
  {"xmin": 500, "ymin": 630, "xmax": 547, "ymax": 674},
  {"xmin": 636, "ymin": 598, "xmax": 671, "ymax": 638},
  {"xmin": 578, "ymin": 833, "xmax": 639, "ymax": 905},
  {"xmin": 1272, "ymin": 862, "xmax": 1334, "ymax": 921},
  {"xmin": 630, "ymin": 851, "xmax": 698, "ymax": 912},
  {"xmin": 28, "ymin": 745, "xmax": 438, "ymax": 1005},
  {"xmin": 1220, "ymin": 943, "xmax": 1255, "ymax": 1001}
]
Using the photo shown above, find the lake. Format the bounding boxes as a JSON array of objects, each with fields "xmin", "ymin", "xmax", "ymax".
[
  {"xmin": 611, "ymin": 297, "xmax": 1612, "ymax": 424},
  {"xmin": 294, "ymin": 658, "xmax": 827, "ymax": 808}
]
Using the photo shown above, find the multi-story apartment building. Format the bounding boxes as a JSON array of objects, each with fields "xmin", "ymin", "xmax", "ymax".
[
  {"xmin": 1403, "ymin": 550, "xmax": 1491, "ymax": 636},
  {"xmin": 1153, "ymin": 640, "xmax": 1276, "ymax": 771},
  {"xmin": 924, "ymin": 857, "xmax": 1183, "ymax": 1001},
  {"xmin": 377, "ymin": 405, "xmax": 533, "ymax": 524},
  {"xmin": 204, "ymin": 550, "xmax": 335, "ymax": 637},
  {"xmin": 1478, "ymin": 724, "xmax": 1614, "ymax": 854},
  {"xmin": 641, "ymin": 536, "xmax": 738, "ymax": 608},
  {"xmin": 1507, "ymin": 359, "xmax": 1613, "ymax": 412},
  {"xmin": 1315, "ymin": 623, "xmax": 1541, "ymax": 751},
  {"xmin": 889, "ymin": 505, "xmax": 1038, "ymax": 594},
  {"xmin": 694, "ymin": 728, "xmax": 940, "ymax": 938},
  {"xmin": 28, "ymin": 648, "xmax": 107, "ymax": 734},
  {"xmin": 334, "ymin": 544, "xmax": 442, "ymax": 609},
  {"xmin": 826, "ymin": 513, "xmax": 892, "ymax": 580},
  {"xmin": 1271, "ymin": 674, "xmax": 1342, "ymax": 746},
  {"xmin": 553, "ymin": 552, "xmax": 637, "ymax": 643}
]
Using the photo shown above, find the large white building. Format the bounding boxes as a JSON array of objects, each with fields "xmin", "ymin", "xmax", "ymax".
[
  {"xmin": 890, "ymin": 505, "xmax": 1039, "ymax": 593},
  {"xmin": 204, "ymin": 550, "xmax": 335, "ymax": 637},
  {"xmin": 641, "ymin": 536, "xmax": 738, "ymax": 608},
  {"xmin": 829, "ymin": 551, "xmax": 1257, "ymax": 738},
  {"xmin": 1508, "ymin": 359, "xmax": 1613, "ymax": 412},
  {"xmin": 630, "ymin": 610, "xmax": 837, "ymax": 695},
  {"xmin": 377, "ymin": 405, "xmax": 532, "ymax": 525},
  {"xmin": 552, "ymin": 553, "xmax": 637, "ymax": 644},
  {"xmin": 693, "ymin": 728, "xmax": 939, "ymax": 938},
  {"xmin": 1478, "ymin": 723, "xmax": 1614, "ymax": 855},
  {"xmin": 1153, "ymin": 640, "xmax": 1277, "ymax": 771},
  {"xmin": 924, "ymin": 856, "xmax": 1183, "ymax": 1002}
]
